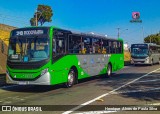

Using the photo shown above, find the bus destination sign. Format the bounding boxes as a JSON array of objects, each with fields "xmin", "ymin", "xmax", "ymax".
[
  {"xmin": 11, "ymin": 28, "xmax": 49, "ymax": 37},
  {"xmin": 16, "ymin": 30, "xmax": 44, "ymax": 36},
  {"xmin": 131, "ymin": 44, "xmax": 148, "ymax": 48}
]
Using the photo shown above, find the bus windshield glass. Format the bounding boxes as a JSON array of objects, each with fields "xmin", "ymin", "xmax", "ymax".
[
  {"xmin": 131, "ymin": 44, "xmax": 148, "ymax": 56},
  {"xmin": 8, "ymin": 37, "xmax": 49, "ymax": 62}
]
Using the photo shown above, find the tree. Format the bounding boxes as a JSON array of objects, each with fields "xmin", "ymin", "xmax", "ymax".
[
  {"xmin": 30, "ymin": 17, "xmax": 36, "ymax": 26},
  {"xmin": 144, "ymin": 33, "xmax": 160, "ymax": 45},
  {"xmin": 30, "ymin": 4, "xmax": 53, "ymax": 26}
]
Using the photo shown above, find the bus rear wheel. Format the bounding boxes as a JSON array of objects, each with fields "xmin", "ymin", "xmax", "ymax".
[
  {"xmin": 106, "ymin": 64, "xmax": 112, "ymax": 77},
  {"xmin": 65, "ymin": 69, "xmax": 75, "ymax": 88}
]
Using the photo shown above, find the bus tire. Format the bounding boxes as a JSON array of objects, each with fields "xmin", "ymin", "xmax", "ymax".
[
  {"xmin": 150, "ymin": 59, "xmax": 153, "ymax": 66},
  {"xmin": 65, "ymin": 69, "xmax": 75, "ymax": 88},
  {"xmin": 158, "ymin": 58, "xmax": 160, "ymax": 64},
  {"xmin": 106, "ymin": 64, "xmax": 112, "ymax": 77}
]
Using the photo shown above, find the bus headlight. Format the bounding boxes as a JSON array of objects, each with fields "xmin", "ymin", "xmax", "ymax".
[
  {"xmin": 6, "ymin": 70, "xmax": 9, "ymax": 75},
  {"xmin": 145, "ymin": 57, "xmax": 149, "ymax": 63},
  {"xmin": 41, "ymin": 68, "xmax": 48, "ymax": 76}
]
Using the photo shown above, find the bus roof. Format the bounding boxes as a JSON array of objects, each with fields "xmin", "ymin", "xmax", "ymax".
[{"xmin": 131, "ymin": 43, "xmax": 160, "ymax": 47}]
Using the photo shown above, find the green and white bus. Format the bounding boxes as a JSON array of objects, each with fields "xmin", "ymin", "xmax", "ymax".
[
  {"xmin": 131, "ymin": 43, "xmax": 160, "ymax": 65},
  {"xmin": 6, "ymin": 27, "xmax": 124, "ymax": 87}
]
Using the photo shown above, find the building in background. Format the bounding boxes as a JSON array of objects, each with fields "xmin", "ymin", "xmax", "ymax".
[
  {"xmin": 124, "ymin": 43, "xmax": 131, "ymax": 65},
  {"xmin": 0, "ymin": 24, "xmax": 16, "ymax": 73}
]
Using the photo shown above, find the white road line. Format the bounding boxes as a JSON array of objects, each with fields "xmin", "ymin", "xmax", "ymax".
[
  {"xmin": 134, "ymin": 79, "xmax": 160, "ymax": 83},
  {"xmin": 148, "ymin": 103, "xmax": 160, "ymax": 106},
  {"xmin": 153, "ymin": 70, "xmax": 160, "ymax": 73},
  {"xmin": 62, "ymin": 67, "xmax": 160, "ymax": 114},
  {"xmin": 146, "ymin": 74, "xmax": 160, "ymax": 76},
  {"xmin": 73, "ymin": 88, "xmax": 160, "ymax": 114},
  {"xmin": 111, "ymin": 87, "xmax": 160, "ymax": 95}
]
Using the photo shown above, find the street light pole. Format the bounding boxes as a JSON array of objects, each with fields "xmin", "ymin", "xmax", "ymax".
[
  {"xmin": 117, "ymin": 28, "xmax": 120, "ymax": 38},
  {"xmin": 117, "ymin": 28, "xmax": 128, "ymax": 38},
  {"xmin": 150, "ymin": 35, "xmax": 152, "ymax": 43}
]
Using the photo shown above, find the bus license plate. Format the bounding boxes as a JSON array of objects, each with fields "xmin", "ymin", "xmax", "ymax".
[{"xmin": 19, "ymin": 81, "xmax": 27, "ymax": 85}]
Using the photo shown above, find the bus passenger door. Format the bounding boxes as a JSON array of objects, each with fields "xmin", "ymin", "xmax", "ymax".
[{"xmin": 51, "ymin": 29, "xmax": 69, "ymax": 84}]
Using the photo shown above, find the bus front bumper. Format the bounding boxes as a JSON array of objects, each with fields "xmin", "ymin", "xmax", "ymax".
[
  {"xmin": 131, "ymin": 58, "xmax": 150, "ymax": 65},
  {"xmin": 6, "ymin": 72, "xmax": 51, "ymax": 85}
]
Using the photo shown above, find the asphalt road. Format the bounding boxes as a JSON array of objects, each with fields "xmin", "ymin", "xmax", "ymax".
[{"xmin": 0, "ymin": 64, "xmax": 160, "ymax": 114}]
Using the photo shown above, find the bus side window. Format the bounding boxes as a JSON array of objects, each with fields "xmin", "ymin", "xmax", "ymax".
[
  {"xmin": 83, "ymin": 37, "xmax": 92, "ymax": 54},
  {"xmin": 109, "ymin": 41, "xmax": 112, "ymax": 54},
  {"xmin": 52, "ymin": 39, "xmax": 56, "ymax": 56},
  {"xmin": 56, "ymin": 39, "xmax": 65, "ymax": 54},
  {"xmin": 113, "ymin": 41, "xmax": 117, "ymax": 53},
  {"xmin": 68, "ymin": 35, "xmax": 81, "ymax": 54},
  {"xmin": 92, "ymin": 38, "xmax": 101, "ymax": 54},
  {"xmin": 102, "ymin": 39, "xmax": 108, "ymax": 54},
  {"xmin": 117, "ymin": 41, "xmax": 122, "ymax": 53},
  {"xmin": 54, "ymin": 30, "xmax": 66, "ymax": 55}
]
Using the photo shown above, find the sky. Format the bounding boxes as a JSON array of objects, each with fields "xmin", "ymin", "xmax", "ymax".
[{"xmin": 0, "ymin": 0, "xmax": 160, "ymax": 45}]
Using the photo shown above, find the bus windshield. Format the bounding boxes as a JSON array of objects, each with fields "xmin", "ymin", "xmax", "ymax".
[
  {"xmin": 131, "ymin": 47, "xmax": 149, "ymax": 56},
  {"xmin": 131, "ymin": 47, "xmax": 148, "ymax": 56},
  {"xmin": 131, "ymin": 44, "xmax": 149, "ymax": 56},
  {"xmin": 8, "ymin": 37, "xmax": 49, "ymax": 62}
]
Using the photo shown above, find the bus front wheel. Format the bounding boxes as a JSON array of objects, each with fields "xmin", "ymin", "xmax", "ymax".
[
  {"xmin": 65, "ymin": 69, "xmax": 75, "ymax": 88},
  {"xmin": 150, "ymin": 59, "xmax": 153, "ymax": 66}
]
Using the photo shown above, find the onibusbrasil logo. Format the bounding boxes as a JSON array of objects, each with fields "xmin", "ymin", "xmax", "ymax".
[{"xmin": 130, "ymin": 12, "xmax": 142, "ymax": 23}]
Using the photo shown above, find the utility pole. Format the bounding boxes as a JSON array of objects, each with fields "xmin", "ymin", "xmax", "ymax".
[
  {"xmin": 117, "ymin": 28, "xmax": 128, "ymax": 38},
  {"xmin": 150, "ymin": 35, "xmax": 151, "ymax": 43}
]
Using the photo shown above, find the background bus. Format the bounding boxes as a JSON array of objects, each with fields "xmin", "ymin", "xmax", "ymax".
[
  {"xmin": 131, "ymin": 43, "xmax": 160, "ymax": 65},
  {"xmin": 6, "ymin": 26, "xmax": 124, "ymax": 87}
]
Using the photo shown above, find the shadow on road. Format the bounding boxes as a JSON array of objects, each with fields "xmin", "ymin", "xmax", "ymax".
[
  {"xmin": 1, "ymin": 75, "xmax": 101, "ymax": 93},
  {"xmin": 97, "ymin": 72, "xmax": 160, "ymax": 102}
]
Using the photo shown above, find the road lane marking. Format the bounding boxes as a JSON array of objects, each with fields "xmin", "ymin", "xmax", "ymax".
[
  {"xmin": 111, "ymin": 87, "xmax": 160, "ymax": 95},
  {"xmin": 62, "ymin": 67, "xmax": 160, "ymax": 114},
  {"xmin": 134, "ymin": 79, "xmax": 160, "ymax": 83},
  {"xmin": 146, "ymin": 74, "xmax": 160, "ymax": 76},
  {"xmin": 153, "ymin": 70, "xmax": 160, "ymax": 73},
  {"xmin": 148, "ymin": 103, "xmax": 160, "ymax": 106},
  {"xmin": 73, "ymin": 88, "xmax": 160, "ymax": 114}
]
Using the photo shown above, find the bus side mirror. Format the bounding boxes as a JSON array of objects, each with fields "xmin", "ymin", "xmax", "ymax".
[{"xmin": 1, "ymin": 41, "xmax": 4, "ymax": 53}]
